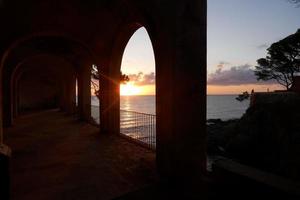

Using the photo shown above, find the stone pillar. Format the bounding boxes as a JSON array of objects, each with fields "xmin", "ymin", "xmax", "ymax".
[
  {"xmin": 155, "ymin": 0, "xmax": 207, "ymax": 184},
  {"xmin": 107, "ymin": 76, "xmax": 120, "ymax": 134},
  {"xmin": 78, "ymin": 64, "xmax": 91, "ymax": 121},
  {"xmin": 99, "ymin": 65, "xmax": 109, "ymax": 133},
  {"xmin": 59, "ymin": 77, "xmax": 75, "ymax": 114},
  {"xmin": 59, "ymin": 74, "xmax": 76, "ymax": 114},
  {"xmin": 10, "ymin": 79, "xmax": 15, "ymax": 125},
  {"xmin": 67, "ymin": 75, "xmax": 77, "ymax": 114},
  {"xmin": 2, "ymin": 74, "xmax": 13, "ymax": 127},
  {"xmin": 0, "ymin": 144, "xmax": 11, "ymax": 199},
  {"xmin": 0, "ymin": 77, "xmax": 3, "ymax": 144},
  {"xmin": 12, "ymin": 77, "xmax": 19, "ymax": 118},
  {"xmin": 99, "ymin": 63, "xmax": 120, "ymax": 134}
]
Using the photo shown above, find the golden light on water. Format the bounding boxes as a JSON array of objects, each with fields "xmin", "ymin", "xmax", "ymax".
[{"xmin": 120, "ymin": 83, "xmax": 141, "ymax": 96}]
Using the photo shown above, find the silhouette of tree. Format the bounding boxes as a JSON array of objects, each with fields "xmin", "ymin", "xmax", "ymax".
[
  {"xmin": 288, "ymin": 0, "xmax": 300, "ymax": 7},
  {"xmin": 236, "ymin": 91, "xmax": 250, "ymax": 102},
  {"xmin": 254, "ymin": 29, "xmax": 300, "ymax": 90},
  {"xmin": 91, "ymin": 65, "xmax": 129, "ymax": 98},
  {"xmin": 289, "ymin": 0, "xmax": 300, "ymax": 4}
]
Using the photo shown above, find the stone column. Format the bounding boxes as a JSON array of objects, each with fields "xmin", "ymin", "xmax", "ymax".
[
  {"xmin": 99, "ymin": 65, "xmax": 108, "ymax": 133},
  {"xmin": 0, "ymin": 144, "xmax": 11, "ymax": 199},
  {"xmin": 12, "ymin": 77, "xmax": 19, "ymax": 118},
  {"xmin": 155, "ymin": 0, "xmax": 207, "ymax": 184},
  {"xmin": 107, "ymin": 75, "xmax": 120, "ymax": 134},
  {"xmin": 0, "ymin": 49, "xmax": 11, "ymax": 199},
  {"xmin": 0, "ymin": 75, "xmax": 3, "ymax": 144},
  {"xmin": 67, "ymin": 75, "xmax": 77, "ymax": 114},
  {"xmin": 78, "ymin": 64, "xmax": 91, "ymax": 121},
  {"xmin": 2, "ymin": 73, "xmax": 13, "ymax": 127},
  {"xmin": 60, "ymin": 73, "xmax": 76, "ymax": 114},
  {"xmin": 99, "ymin": 62, "xmax": 120, "ymax": 134}
]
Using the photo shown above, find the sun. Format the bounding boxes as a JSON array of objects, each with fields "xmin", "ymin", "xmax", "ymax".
[{"xmin": 120, "ymin": 83, "xmax": 141, "ymax": 96}]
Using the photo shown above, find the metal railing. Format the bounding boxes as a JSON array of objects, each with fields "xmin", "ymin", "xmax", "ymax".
[
  {"xmin": 90, "ymin": 105, "xmax": 156, "ymax": 150},
  {"xmin": 120, "ymin": 110, "xmax": 156, "ymax": 149},
  {"xmin": 120, "ymin": 109, "xmax": 156, "ymax": 150}
]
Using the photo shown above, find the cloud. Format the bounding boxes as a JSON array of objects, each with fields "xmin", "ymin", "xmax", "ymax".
[
  {"xmin": 128, "ymin": 72, "xmax": 155, "ymax": 85},
  {"xmin": 126, "ymin": 67, "xmax": 276, "ymax": 87},
  {"xmin": 217, "ymin": 61, "xmax": 230, "ymax": 69},
  {"xmin": 257, "ymin": 43, "xmax": 269, "ymax": 49},
  {"xmin": 208, "ymin": 64, "xmax": 275, "ymax": 86}
]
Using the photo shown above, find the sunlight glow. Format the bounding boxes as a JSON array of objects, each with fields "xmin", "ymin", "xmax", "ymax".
[{"xmin": 120, "ymin": 83, "xmax": 141, "ymax": 96}]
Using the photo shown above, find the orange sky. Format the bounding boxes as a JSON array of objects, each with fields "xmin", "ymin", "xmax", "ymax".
[
  {"xmin": 120, "ymin": 83, "xmax": 155, "ymax": 96},
  {"xmin": 116, "ymin": 0, "xmax": 300, "ymax": 96},
  {"xmin": 207, "ymin": 84, "xmax": 284, "ymax": 95},
  {"xmin": 118, "ymin": 82, "xmax": 284, "ymax": 96},
  {"xmin": 118, "ymin": 28, "xmax": 285, "ymax": 96}
]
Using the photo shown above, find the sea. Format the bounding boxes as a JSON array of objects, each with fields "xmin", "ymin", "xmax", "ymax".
[
  {"xmin": 91, "ymin": 95, "xmax": 250, "ymax": 156},
  {"xmin": 91, "ymin": 95, "xmax": 250, "ymax": 120}
]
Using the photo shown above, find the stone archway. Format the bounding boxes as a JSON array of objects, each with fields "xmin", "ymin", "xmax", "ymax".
[
  {"xmin": 119, "ymin": 27, "xmax": 156, "ymax": 149},
  {"xmin": 0, "ymin": 34, "xmax": 96, "ymax": 128},
  {"xmin": 11, "ymin": 54, "xmax": 77, "ymax": 118},
  {"xmin": 98, "ymin": 0, "xmax": 207, "ymax": 181},
  {"xmin": 0, "ymin": 1, "xmax": 207, "ymax": 189}
]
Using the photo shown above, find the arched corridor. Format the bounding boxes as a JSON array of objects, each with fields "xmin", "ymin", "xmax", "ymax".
[
  {"xmin": 12, "ymin": 55, "xmax": 77, "ymax": 116},
  {"xmin": 0, "ymin": 0, "xmax": 208, "ymax": 199}
]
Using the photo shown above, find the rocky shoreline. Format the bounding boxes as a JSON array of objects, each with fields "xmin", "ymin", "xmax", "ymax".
[
  {"xmin": 207, "ymin": 94, "xmax": 300, "ymax": 181},
  {"xmin": 207, "ymin": 118, "xmax": 239, "ymax": 156}
]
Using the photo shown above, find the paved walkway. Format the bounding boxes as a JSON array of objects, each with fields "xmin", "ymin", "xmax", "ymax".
[{"xmin": 4, "ymin": 110, "xmax": 157, "ymax": 200}]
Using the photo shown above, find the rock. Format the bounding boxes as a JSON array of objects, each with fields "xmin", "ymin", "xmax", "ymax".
[{"xmin": 225, "ymin": 93, "xmax": 300, "ymax": 180}]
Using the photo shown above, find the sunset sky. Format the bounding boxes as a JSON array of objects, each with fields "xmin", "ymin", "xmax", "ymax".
[{"xmin": 120, "ymin": 0, "xmax": 300, "ymax": 95}]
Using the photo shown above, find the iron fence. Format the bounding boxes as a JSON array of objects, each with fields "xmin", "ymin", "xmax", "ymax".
[
  {"xmin": 90, "ymin": 105, "xmax": 156, "ymax": 149},
  {"xmin": 120, "ymin": 109, "xmax": 156, "ymax": 149}
]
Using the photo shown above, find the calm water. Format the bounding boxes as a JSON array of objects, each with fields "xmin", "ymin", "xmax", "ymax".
[
  {"xmin": 91, "ymin": 95, "xmax": 249, "ymax": 152},
  {"xmin": 207, "ymin": 95, "xmax": 250, "ymax": 120},
  {"xmin": 91, "ymin": 95, "xmax": 250, "ymax": 120}
]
